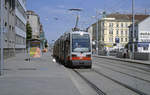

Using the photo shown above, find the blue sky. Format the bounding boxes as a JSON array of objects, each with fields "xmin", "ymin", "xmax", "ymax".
[{"xmin": 27, "ymin": 0, "xmax": 150, "ymax": 43}]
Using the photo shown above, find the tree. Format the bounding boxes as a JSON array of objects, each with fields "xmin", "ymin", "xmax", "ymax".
[
  {"xmin": 26, "ymin": 22, "xmax": 32, "ymax": 47},
  {"xmin": 44, "ymin": 40, "xmax": 48, "ymax": 48},
  {"xmin": 125, "ymin": 43, "xmax": 129, "ymax": 49}
]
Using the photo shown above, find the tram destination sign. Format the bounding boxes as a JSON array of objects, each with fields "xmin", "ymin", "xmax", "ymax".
[{"xmin": 139, "ymin": 31, "xmax": 150, "ymax": 42}]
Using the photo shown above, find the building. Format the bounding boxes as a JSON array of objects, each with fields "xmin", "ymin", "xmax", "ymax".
[
  {"xmin": 129, "ymin": 15, "xmax": 150, "ymax": 53},
  {"xmin": 92, "ymin": 13, "xmax": 132, "ymax": 51},
  {"xmin": 0, "ymin": 0, "xmax": 16, "ymax": 58},
  {"xmin": 39, "ymin": 24, "xmax": 46, "ymax": 49},
  {"xmin": 15, "ymin": 0, "xmax": 27, "ymax": 53},
  {"xmin": 87, "ymin": 26, "xmax": 93, "ymax": 42},
  {"xmin": 26, "ymin": 10, "xmax": 41, "ymax": 39}
]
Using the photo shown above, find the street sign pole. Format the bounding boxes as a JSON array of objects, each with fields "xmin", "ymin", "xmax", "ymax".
[{"xmin": 0, "ymin": 0, "xmax": 4, "ymax": 76}]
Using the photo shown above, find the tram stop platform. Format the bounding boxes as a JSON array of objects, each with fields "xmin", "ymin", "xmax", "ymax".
[{"xmin": 0, "ymin": 52, "xmax": 80, "ymax": 95}]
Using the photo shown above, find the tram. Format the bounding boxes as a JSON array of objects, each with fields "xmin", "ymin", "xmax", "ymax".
[{"xmin": 53, "ymin": 30, "xmax": 92, "ymax": 68}]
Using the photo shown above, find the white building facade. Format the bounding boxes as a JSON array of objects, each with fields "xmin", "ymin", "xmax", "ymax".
[
  {"xmin": 0, "ymin": 0, "xmax": 16, "ymax": 58},
  {"xmin": 129, "ymin": 16, "xmax": 150, "ymax": 53},
  {"xmin": 15, "ymin": 0, "xmax": 26, "ymax": 52},
  {"xmin": 26, "ymin": 11, "xmax": 41, "ymax": 39}
]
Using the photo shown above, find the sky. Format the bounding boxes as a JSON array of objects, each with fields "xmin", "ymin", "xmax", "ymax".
[{"xmin": 27, "ymin": 0, "xmax": 150, "ymax": 43}]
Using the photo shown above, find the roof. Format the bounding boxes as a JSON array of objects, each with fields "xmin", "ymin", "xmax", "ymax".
[
  {"xmin": 105, "ymin": 13, "xmax": 149, "ymax": 23},
  {"xmin": 106, "ymin": 13, "xmax": 130, "ymax": 21},
  {"xmin": 127, "ymin": 14, "xmax": 149, "ymax": 23}
]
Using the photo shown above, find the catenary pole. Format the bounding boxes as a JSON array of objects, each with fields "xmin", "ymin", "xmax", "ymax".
[
  {"xmin": 132, "ymin": 0, "xmax": 135, "ymax": 59},
  {"xmin": 96, "ymin": 10, "xmax": 99, "ymax": 55},
  {"xmin": 0, "ymin": 0, "xmax": 4, "ymax": 76}
]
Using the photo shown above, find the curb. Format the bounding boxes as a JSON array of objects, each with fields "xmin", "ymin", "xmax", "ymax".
[{"xmin": 94, "ymin": 55, "xmax": 150, "ymax": 65}]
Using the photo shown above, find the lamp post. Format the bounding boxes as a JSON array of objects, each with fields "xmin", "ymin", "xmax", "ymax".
[
  {"xmin": 132, "ymin": 0, "xmax": 135, "ymax": 59},
  {"xmin": 0, "ymin": 0, "xmax": 4, "ymax": 76},
  {"xmin": 92, "ymin": 10, "xmax": 104, "ymax": 55}
]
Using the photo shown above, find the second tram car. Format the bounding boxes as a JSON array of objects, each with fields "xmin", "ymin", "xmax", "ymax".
[{"xmin": 53, "ymin": 31, "xmax": 92, "ymax": 68}]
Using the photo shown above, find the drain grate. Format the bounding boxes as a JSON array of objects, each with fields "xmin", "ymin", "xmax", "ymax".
[{"xmin": 17, "ymin": 68, "xmax": 37, "ymax": 70}]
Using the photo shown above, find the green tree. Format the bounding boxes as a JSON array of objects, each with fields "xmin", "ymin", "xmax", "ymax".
[
  {"xmin": 26, "ymin": 22, "xmax": 32, "ymax": 47},
  {"xmin": 45, "ymin": 40, "xmax": 48, "ymax": 48},
  {"xmin": 125, "ymin": 43, "xmax": 129, "ymax": 49}
]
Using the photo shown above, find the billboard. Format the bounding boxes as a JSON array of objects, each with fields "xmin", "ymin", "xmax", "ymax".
[{"xmin": 139, "ymin": 31, "xmax": 150, "ymax": 42}]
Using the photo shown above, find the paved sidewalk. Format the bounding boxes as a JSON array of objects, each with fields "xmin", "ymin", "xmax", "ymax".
[
  {"xmin": 94, "ymin": 55, "xmax": 150, "ymax": 65},
  {"xmin": 0, "ymin": 52, "xmax": 80, "ymax": 95}
]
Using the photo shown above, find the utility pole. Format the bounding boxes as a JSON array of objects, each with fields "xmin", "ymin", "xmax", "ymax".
[
  {"xmin": 132, "ymin": 0, "xmax": 135, "ymax": 59},
  {"xmin": 0, "ymin": 0, "xmax": 4, "ymax": 76},
  {"xmin": 96, "ymin": 10, "xmax": 99, "ymax": 55}
]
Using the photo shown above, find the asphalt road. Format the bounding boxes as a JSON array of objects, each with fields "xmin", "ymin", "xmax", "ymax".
[{"xmin": 1, "ymin": 52, "xmax": 150, "ymax": 95}]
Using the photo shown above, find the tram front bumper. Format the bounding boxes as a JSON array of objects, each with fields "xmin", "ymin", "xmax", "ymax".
[{"xmin": 71, "ymin": 60, "xmax": 92, "ymax": 66}]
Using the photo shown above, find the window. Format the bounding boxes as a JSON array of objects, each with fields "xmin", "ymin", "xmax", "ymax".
[
  {"xmin": 109, "ymin": 29, "xmax": 113, "ymax": 34},
  {"xmin": 109, "ymin": 23, "xmax": 113, "ymax": 27},
  {"xmin": 125, "ymin": 31, "xmax": 128, "ymax": 36},
  {"xmin": 121, "ymin": 31, "xmax": 123, "ymax": 35},
  {"xmin": 121, "ymin": 38, "xmax": 123, "ymax": 42},
  {"xmin": 5, "ymin": 0, "xmax": 7, "ymax": 9},
  {"xmin": 125, "ymin": 38, "xmax": 127, "ymax": 42},
  {"xmin": 121, "ymin": 23, "xmax": 123, "ymax": 27},
  {"xmin": 117, "ymin": 23, "xmax": 119, "ymax": 27},
  {"xmin": 109, "ymin": 37, "xmax": 113, "ymax": 42},
  {"xmin": 116, "ymin": 30, "xmax": 119, "ymax": 35},
  {"xmin": 143, "ymin": 47, "xmax": 148, "ymax": 50}
]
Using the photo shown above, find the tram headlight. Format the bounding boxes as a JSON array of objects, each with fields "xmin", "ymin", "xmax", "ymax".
[{"xmin": 80, "ymin": 32, "xmax": 84, "ymax": 36}]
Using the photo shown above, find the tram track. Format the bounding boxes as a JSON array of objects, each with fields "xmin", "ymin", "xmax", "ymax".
[
  {"xmin": 72, "ymin": 69, "xmax": 106, "ymax": 95},
  {"xmin": 94, "ymin": 62, "xmax": 150, "ymax": 83},
  {"xmin": 94, "ymin": 57, "xmax": 150, "ymax": 75},
  {"xmin": 92, "ymin": 68, "xmax": 148, "ymax": 95},
  {"xmin": 95, "ymin": 60, "xmax": 150, "ymax": 76}
]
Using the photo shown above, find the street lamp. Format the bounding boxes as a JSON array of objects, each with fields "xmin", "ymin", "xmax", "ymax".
[
  {"xmin": 0, "ymin": 0, "xmax": 4, "ymax": 76},
  {"xmin": 132, "ymin": 0, "xmax": 135, "ymax": 59},
  {"xmin": 92, "ymin": 10, "xmax": 104, "ymax": 55}
]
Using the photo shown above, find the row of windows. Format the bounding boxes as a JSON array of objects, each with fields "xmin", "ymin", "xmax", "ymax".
[
  {"xmin": 5, "ymin": 0, "xmax": 15, "ymax": 10},
  {"xmin": 16, "ymin": 0, "xmax": 26, "ymax": 19},
  {"xmin": 16, "ymin": 16, "xmax": 26, "ymax": 31},
  {"xmin": 109, "ymin": 30, "xmax": 128, "ymax": 35},
  {"xmin": 108, "ymin": 23, "xmax": 129, "ymax": 28},
  {"xmin": 109, "ymin": 38, "xmax": 128, "ymax": 42},
  {"xmin": 15, "ymin": 35, "xmax": 26, "ymax": 45}
]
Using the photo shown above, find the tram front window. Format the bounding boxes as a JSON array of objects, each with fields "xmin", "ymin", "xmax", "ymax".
[{"xmin": 72, "ymin": 34, "xmax": 90, "ymax": 52}]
